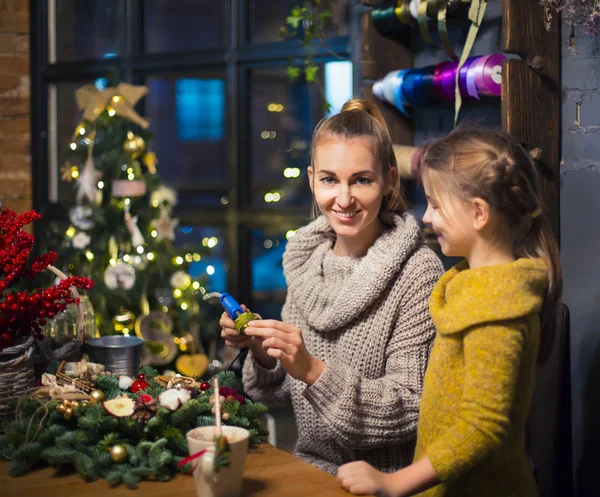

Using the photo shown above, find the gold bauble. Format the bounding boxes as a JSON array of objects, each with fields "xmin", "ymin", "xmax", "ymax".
[
  {"xmin": 222, "ymin": 412, "xmax": 230, "ymax": 421},
  {"xmin": 110, "ymin": 444, "xmax": 128, "ymax": 463},
  {"xmin": 89, "ymin": 389, "xmax": 105, "ymax": 405},
  {"xmin": 113, "ymin": 307, "xmax": 136, "ymax": 335},
  {"xmin": 63, "ymin": 407, "xmax": 73, "ymax": 419},
  {"xmin": 56, "ymin": 403, "xmax": 66, "ymax": 413},
  {"xmin": 123, "ymin": 131, "xmax": 145, "ymax": 158}
]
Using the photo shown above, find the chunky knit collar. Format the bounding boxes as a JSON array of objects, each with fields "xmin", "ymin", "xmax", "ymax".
[
  {"xmin": 430, "ymin": 258, "xmax": 548, "ymax": 335},
  {"xmin": 282, "ymin": 213, "xmax": 425, "ymax": 332}
]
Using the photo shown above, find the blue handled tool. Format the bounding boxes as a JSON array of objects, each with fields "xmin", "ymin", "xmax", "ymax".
[{"xmin": 219, "ymin": 292, "xmax": 245, "ymax": 320}]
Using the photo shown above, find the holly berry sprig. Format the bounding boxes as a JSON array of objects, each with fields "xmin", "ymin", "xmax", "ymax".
[{"xmin": 0, "ymin": 207, "xmax": 94, "ymax": 350}]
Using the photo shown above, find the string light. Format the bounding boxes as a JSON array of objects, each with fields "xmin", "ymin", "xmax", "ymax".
[
  {"xmin": 207, "ymin": 237, "xmax": 218, "ymax": 248},
  {"xmin": 70, "ymin": 143, "xmax": 76, "ymax": 150},
  {"xmin": 65, "ymin": 226, "xmax": 76, "ymax": 237},
  {"xmin": 192, "ymin": 281, "xmax": 200, "ymax": 290},
  {"xmin": 185, "ymin": 253, "xmax": 193, "ymax": 262},
  {"xmin": 108, "ymin": 108, "xmax": 116, "ymax": 117},
  {"xmin": 193, "ymin": 253, "xmax": 201, "ymax": 261},
  {"xmin": 79, "ymin": 127, "xmax": 86, "ymax": 135},
  {"xmin": 173, "ymin": 289, "xmax": 182, "ymax": 298},
  {"xmin": 151, "ymin": 230, "xmax": 158, "ymax": 238},
  {"xmin": 109, "ymin": 258, "xmax": 117, "ymax": 265},
  {"xmin": 206, "ymin": 265, "xmax": 215, "ymax": 275},
  {"xmin": 286, "ymin": 230, "xmax": 297, "ymax": 240},
  {"xmin": 136, "ymin": 246, "xmax": 144, "ymax": 254},
  {"xmin": 98, "ymin": 181, "xmax": 104, "ymax": 189},
  {"xmin": 181, "ymin": 302, "xmax": 188, "ymax": 310},
  {"xmin": 147, "ymin": 252, "xmax": 155, "ymax": 261},
  {"xmin": 123, "ymin": 254, "xmax": 131, "ymax": 262},
  {"xmin": 174, "ymin": 256, "xmax": 184, "ymax": 265},
  {"xmin": 85, "ymin": 251, "xmax": 94, "ymax": 261}
]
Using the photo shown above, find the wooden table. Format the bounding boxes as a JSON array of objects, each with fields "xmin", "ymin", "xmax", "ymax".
[{"xmin": 1, "ymin": 443, "xmax": 364, "ymax": 497}]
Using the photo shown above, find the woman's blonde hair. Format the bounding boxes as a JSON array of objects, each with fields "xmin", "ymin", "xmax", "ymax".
[
  {"xmin": 309, "ymin": 99, "xmax": 407, "ymax": 218},
  {"xmin": 422, "ymin": 125, "xmax": 562, "ymax": 363}
]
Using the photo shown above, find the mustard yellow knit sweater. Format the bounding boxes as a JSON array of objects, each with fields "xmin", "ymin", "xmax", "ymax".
[{"xmin": 413, "ymin": 258, "xmax": 548, "ymax": 497}]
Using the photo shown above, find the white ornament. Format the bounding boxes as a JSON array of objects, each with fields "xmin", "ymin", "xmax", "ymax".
[
  {"xmin": 72, "ymin": 232, "xmax": 91, "ymax": 249},
  {"xmin": 150, "ymin": 185, "xmax": 178, "ymax": 208},
  {"xmin": 124, "ymin": 208, "xmax": 145, "ymax": 248},
  {"xmin": 119, "ymin": 376, "xmax": 134, "ymax": 390},
  {"xmin": 170, "ymin": 270, "xmax": 191, "ymax": 290},
  {"xmin": 158, "ymin": 388, "xmax": 191, "ymax": 411},
  {"xmin": 76, "ymin": 156, "xmax": 102, "ymax": 205},
  {"xmin": 69, "ymin": 205, "xmax": 94, "ymax": 230},
  {"xmin": 104, "ymin": 261, "xmax": 136, "ymax": 290},
  {"xmin": 150, "ymin": 205, "xmax": 179, "ymax": 242}
]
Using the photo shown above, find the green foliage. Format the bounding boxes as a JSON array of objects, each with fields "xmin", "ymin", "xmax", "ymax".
[
  {"xmin": 280, "ymin": 0, "xmax": 337, "ymax": 104},
  {"xmin": 1, "ymin": 364, "xmax": 268, "ymax": 488}
]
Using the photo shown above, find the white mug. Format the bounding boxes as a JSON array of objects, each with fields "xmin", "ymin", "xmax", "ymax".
[{"xmin": 186, "ymin": 425, "xmax": 250, "ymax": 497}]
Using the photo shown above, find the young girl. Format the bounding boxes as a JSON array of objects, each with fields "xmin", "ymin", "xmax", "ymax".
[
  {"xmin": 337, "ymin": 127, "xmax": 562, "ymax": 496},
  {"xmin": 221, "ymin": 99, "xmax": 443, "ymax": 475}
]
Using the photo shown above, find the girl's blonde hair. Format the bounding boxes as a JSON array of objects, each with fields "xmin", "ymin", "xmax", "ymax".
[
  {"xmin": 422, "ymin": 125, "xmax": 562, "ymax": 363},
  {"xmin": 309, "ymin": 99, "xmax": 407, "ymax": 218}
]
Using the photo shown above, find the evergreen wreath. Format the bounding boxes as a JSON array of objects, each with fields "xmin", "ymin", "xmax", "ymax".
[{"xmin": 0, "ymin": 366, "xmax": 268, "ymax": 488}]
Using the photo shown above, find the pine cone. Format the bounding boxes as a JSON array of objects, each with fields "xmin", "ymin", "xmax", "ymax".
[{"xmin": 132, "ymin": 394, "xmax": 157, "ymax": 423}]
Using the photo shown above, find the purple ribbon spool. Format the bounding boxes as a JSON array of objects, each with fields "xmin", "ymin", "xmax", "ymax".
[
  {"xmin": 459, "ymin": 57, "xmax": 479, "ymax": 100},
  {"xmin": 433, "ymin": 61, "xmax": 456, "ymax": 102},
  {"xmin": 474, "ymin": 54, "xmax": 506, "ymax": 97}
]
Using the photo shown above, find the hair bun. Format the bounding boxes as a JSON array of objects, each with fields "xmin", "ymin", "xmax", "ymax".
[{"xmin": 341, "ymin": 99, "xmax": 389, "ymax": 134}]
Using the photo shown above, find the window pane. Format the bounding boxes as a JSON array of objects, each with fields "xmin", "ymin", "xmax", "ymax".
[
  {"xmin": 248, "ymin": 0, "xmax": 349, "ymax": 44},
  {"xmin": 52, "ymin": 0, "xmax": 122, "ymax": 62},
  {"xmin": 174, "ymin": 226, "xmax": 228, "ymax": 295},
  {"xmin": 251, "ymin": 226, "xmax": 302, "ymax": 320},
  {"xmin": 143, "ymin": 0, "xmax": 226, "ymax": 53},
  {"xmin": 249, "ymin": 63, "xmax": 352, "ymax": 208},
  {"xmin": 145, "ymin": 71, "xmax": 228, "ymax": 208}
]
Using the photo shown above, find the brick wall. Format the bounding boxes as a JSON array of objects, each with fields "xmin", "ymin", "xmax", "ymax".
[
  {"xmin": 0, "ymin": 0, "xmax": 30, "ymax": 214},
  {"xmin": 560, "ymin": 24, "xmax": 600, "ymax": 497}
]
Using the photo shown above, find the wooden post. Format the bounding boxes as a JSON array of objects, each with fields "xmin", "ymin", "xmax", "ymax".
[{"xmin": 501, "ymin": 0, "xmax": 560, "ymax": 241}]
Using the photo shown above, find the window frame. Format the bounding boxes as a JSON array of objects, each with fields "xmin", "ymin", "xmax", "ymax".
[{"xmin": 30, "ymin": 0, "xmax": 360, "ymax": 308}]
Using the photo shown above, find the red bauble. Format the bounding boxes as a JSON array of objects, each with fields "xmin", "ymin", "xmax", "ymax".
[
  {"xmin": 200, "ymin": 381, "xmax": 210, "ymax": 391},
  {"xmin": 131, "ymin": 374, "xmax": 149, "ymax": 393}
]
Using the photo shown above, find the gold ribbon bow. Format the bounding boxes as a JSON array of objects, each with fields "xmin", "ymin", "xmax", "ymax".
[{"xmin": 75, "ymin": 82, "xmax": 150, "ymax": 129}]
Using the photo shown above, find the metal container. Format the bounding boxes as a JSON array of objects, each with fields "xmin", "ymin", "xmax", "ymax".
[{"xmin": 85, "ymin": 336, "xmax": 144, "ymax": 376}]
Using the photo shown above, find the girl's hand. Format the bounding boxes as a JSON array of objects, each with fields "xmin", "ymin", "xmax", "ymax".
[
  {"xmin": 244, "ymin": 319, "xmax": 325, "ymax": 385},
  {"xmin": 219, "ymin": 305, "xmax": 258, "ymax": 349},
  {"xmin": 337, "ymin": 461, "xmax": 395, "ymax": 497}
]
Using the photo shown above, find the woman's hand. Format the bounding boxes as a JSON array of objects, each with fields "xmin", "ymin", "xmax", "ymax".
[
  {"xmin": 219, "ymin": 304, "xmax": 254, "ymax": 349},
  {"xmin": 220, "ymin": 306, "xmax": 276, "ymax": 369},
  {"xmin": 337, "ymin": 461, "xmax": 395, "ymax": 497},
  {"xmin": 244, "ymin": 319, "xmax": 325, "ymax": 385}
]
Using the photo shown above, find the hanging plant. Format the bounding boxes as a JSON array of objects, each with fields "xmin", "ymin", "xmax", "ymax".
[
  {"xmin": 280, "ymin": 0, "xmax": 340, "ymax": 111},
  {"xmin": 542, "ymin": 0, "xmax": 600, "ymax": 34}
]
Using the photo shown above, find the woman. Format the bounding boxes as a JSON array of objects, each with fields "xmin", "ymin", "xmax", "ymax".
[{"xmin": 221, "ymin": 99, "xmax": 443, "ymax": 475}]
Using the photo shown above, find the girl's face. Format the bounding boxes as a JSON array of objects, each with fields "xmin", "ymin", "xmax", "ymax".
[
  {"xmin": 422, "ymin": 170, "xmax": 477, "ymax": 258},
  {"xmin": 308, "ymin": 137, "xmax": 393, "ymax": 246}
]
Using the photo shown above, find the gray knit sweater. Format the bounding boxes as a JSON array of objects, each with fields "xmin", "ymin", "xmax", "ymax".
[{"xmin": 242, "ymin": 213, "xmax": 443, "ymax": 475}]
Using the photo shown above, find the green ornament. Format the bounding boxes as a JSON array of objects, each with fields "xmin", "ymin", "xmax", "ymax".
[{"xmin": 234, "ymin": 312, "xmax": 259, "ymax": 336}]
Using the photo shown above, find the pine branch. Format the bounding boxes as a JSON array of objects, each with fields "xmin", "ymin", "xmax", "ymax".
[
  {"xmin": 8, "ymin": 442, "xmax": 41, "ymax": 476},
  {"xmin": 42, "ymin": 446, "xmax": 77, "ymax": 465},
  {"xmin": 73, "ymin": 453, "xmax": 97, "ymax": 481}
]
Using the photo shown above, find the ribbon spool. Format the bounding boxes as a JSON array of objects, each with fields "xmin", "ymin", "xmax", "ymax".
[
  {"xmin": 371, "ymin": 1, "xmax": 411, "ymax": 39},
  {"xmin": 373, "ymin": 53, "xmax": 506, "ymax": 113}
]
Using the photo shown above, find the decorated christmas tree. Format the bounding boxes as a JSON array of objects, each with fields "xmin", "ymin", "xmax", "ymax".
[{"xmin": 43, "ymin": 79, "xmax": 211, "ymax": 372}]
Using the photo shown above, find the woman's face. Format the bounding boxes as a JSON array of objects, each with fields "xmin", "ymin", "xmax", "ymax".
[{"xmin": 308, "ymin": 137, "xmax": 392, "ymax": 246}]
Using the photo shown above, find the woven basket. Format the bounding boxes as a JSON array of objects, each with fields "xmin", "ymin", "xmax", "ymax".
[{"xmin": 0, "ymin": 264, "xmax": 84, "ymax": 426}]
